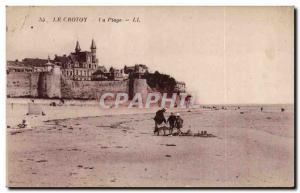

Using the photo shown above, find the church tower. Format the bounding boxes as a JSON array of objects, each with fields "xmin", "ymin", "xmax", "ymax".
[
  {"xmin": 90, "ymin": 39, "xmax": 97, "ymax": 63},
  {"xmin": 75, "ymin": 41, "xmax": 81, "ymax": 53}
]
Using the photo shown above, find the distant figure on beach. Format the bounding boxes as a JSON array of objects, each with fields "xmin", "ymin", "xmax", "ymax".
[
  {"xmin": 185, "ymin": 95, "xmax": 192, "ymax": 109},
  {"xmin": 50, "ymin": 102, "xmax": 56, "ymax": 106},
  {"xmin": 59, "ymin": 98, "xmax": 65, "ymax": 105},
  {"xmin": 153, "ymin": 108, "xmax": 167, "ymax": 133},
  {"xmin": 281, "ymin": 108, "xmax": 285, "ymax": 112},
  {"xmin": 167, "ymin": 112, "xmax": 177, "ymax": 134},
  {"xmin": 261, "ymin": 107, "xmax": 263, "ymax": 112},
  {"xmin": 175, "ymin": 113, "xmax": 183, "ymax": 134}
]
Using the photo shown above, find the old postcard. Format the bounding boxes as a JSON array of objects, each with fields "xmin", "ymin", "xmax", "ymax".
[{"xmin": 6, "ymin": 6, "xmax": 294, "ymax": 187}]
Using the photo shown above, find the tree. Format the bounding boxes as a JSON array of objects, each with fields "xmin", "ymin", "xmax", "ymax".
[{"xmin": 144, "ymin": 71, "xmax": 177, "ymax": 93}]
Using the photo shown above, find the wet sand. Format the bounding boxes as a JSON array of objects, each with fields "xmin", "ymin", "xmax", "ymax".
[{"xmin": 7, "ymin": 104, "xmax": 294, "ymax": 187}]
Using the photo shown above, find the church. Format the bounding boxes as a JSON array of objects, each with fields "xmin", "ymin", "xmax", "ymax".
[{"xmin": 54, "ymin": 39, "xmax": 99, "ymax": 81}]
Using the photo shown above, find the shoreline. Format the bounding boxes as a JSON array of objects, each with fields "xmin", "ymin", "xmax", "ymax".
[
  {"xmin": 6, "ymin": 97, "xmax": 293, "ymax": 106},
  {"xmin": 6, "ymin": 98, "xmax": 293, "ymax": 129}
]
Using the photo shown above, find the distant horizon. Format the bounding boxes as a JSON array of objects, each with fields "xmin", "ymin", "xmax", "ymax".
[{"xmin": 5, "ymin": 97, "xmax": 294, "ymax": 106}]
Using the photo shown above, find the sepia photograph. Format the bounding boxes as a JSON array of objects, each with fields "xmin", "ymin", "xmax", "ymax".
[{"xmin": 6, "ymin": 6, "xmax": 294, "ymax": 187}]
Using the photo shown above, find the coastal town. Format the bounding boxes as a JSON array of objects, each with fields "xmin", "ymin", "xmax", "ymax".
[{"xmin": 7, "ymin": 39, "xmax": 186, "ymax": 101}]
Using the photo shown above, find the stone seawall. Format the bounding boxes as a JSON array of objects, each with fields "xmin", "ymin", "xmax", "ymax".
[
  {"xmin": 7, "ymin": 72, "xmax": 147, "ymax": 100},
  {"xmin": 61, "ymin": 78, "xmax": 130, "ymax": 99},
  {"xmin": 38, "ymin": 72, "xmax": 61, "ymax": 98},
  {"xmin": 133, "ymin": 79, "xmax": 148, "ymax": 101},
  {"xmin": 30, "ymin": 73, "xmax": 39, "ymax": 97},
  {"xmin": 7, "ymin": 72, "xmax": 61, "ymax": 98},
  {"xmin": 7, "ymin": 72, "xmax": 40, "ymax": 97}
]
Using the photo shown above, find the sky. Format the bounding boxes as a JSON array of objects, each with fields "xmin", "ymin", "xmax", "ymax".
[{"xmin": 6, "ymin": 6, "xmax": 294, "ymax": 104}]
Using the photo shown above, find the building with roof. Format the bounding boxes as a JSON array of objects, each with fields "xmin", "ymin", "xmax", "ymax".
[
  {"xmin": 7, "ymin": 61, "xmax": 33, "ymax": 73},
  {"xmin": 175, "ymin": 81, "xmax": 186, "ymax": 93},
  {"xmin": 124, "ymin": 64, "xmax": 149, "ymax": 75},
  {"xmin": 54, "ymin": 39, "xmax": 98, "ymax": 81}
]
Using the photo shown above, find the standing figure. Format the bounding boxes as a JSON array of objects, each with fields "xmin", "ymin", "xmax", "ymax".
[
  {"xmin": 175, "ymin": 113, "xmax": 183, "ymax": 135},
  {"xmin": 153, "ymin": 108, "xmax": 167, "ymax": 134},
  {"xmin": 167, "ymin": 112, "xmax": 177, "ymax": 135}
]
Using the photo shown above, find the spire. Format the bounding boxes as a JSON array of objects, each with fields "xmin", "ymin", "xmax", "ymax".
[
  {"xmin": 90, "ymin": 39, "xmax": 96, "ymax": 50},
  {"xmin": 75, "ymin": 41, "xmax": 81, "ymax": 52}
]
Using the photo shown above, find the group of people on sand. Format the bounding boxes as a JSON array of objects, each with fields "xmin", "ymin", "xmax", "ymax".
[{"xmin": 153, "ymin": 108, "xmax": 184, "ymax": 135}]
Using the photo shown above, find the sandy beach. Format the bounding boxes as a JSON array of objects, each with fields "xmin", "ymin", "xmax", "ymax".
[{"xmin": 7, "ymin": 101, "xmax": 294, "ymax": 187}]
